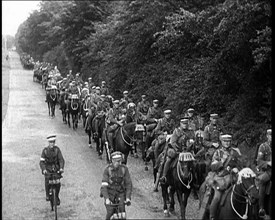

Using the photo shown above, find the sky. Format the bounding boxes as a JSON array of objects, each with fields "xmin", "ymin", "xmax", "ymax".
[{"xmin": 2, "ymin": 1, "xmax": 41, "ymax": 36}]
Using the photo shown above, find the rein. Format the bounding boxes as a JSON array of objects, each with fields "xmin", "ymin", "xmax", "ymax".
[
  {"xmin": 120, "ymin": 126, "xmax": 134, "ymax": 147},
  {"xmin": 230, "ymin": 182, "xmax": 256, "ymax": 220},
  {"xmin": 176, "ymin": 161, "xmax": 193, "ymax": 189},
  {"xmin": 71, "ymin": 100, "xmax": 79, "ymax": 110},
  {"xmin": 50, "ymin": 93, "xmax": 56, "ymax": 101}
]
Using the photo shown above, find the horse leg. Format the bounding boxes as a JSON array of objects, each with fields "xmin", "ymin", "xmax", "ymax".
[
  {"xmin": 47, "ymin": 102, "xmax": 50, "ymax": 116},
  {"xmin": 52, "ymin": 103, "xmax": 55, "ymax": 117},
  {"xmin": 176, "ymin": 189, "xmax": 187, "ymax": 220},
  {"xmin": 169, "ymin": 186, "xmax": 176, "ymax": 213},
  {"xmin": 161, "ymin": 184, "xmax": 170, "ymax": 217},
  {"xmin": 68, "ymin": 113, "xmax": 71, "ymax": 128}
]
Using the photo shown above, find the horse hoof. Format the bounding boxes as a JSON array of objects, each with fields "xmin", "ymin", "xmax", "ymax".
[
  {"xmin": 89, "ymin": 144, "xmax": 92, "ymax": 148},
  {"xmin": 98, "ymin": 155, "xmax": 103, "ymax": 160},
  {"xmin": 153, "ymin": 188, "xmax": 158, "ymax": 192}
]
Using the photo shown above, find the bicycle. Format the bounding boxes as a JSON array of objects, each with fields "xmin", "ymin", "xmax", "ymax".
[
  {"xmin": 106, "ymin": 197, "xmax": 131, "ymax": 220},
  {"xmin": 46, "ymin": 171, "xmax": 62, "ymax": 220}
]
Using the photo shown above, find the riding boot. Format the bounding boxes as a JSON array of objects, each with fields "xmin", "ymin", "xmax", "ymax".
[
  {"xmin": 160, "ymin": 158, "xmax": 171, "ymax": 184},
  {"xmin": 108, "ymin": 132, "xmax": 114, "ymax": 153},
  {"xmin": 56, "ymin": 183, "xmax": 61, "ymax": 205},
  {"xmin": 258, "ymin": 183, "xmax": 266, "ymax": 217},
  {"xmin": 153, "ymin": 172, "xmax": 161, "ymax": 192},
  {"xmin": 209, "ymin": 191, "xmax": 221, "ymax": 220}
]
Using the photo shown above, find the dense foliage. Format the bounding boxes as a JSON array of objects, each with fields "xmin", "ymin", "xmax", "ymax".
[{"xmin": 15, "ymin": 0, "xmax": 271, "ymax": 148}]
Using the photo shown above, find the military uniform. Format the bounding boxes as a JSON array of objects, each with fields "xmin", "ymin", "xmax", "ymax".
[
  {"xmin": 120, "ymin": 97, "xmax": 133, "ymax": 111},
  {"xmin": 256, "ymin": 130, "xmax": 272, "ymax": 216},
  {"xmin": 159, "ymin": 119, "xmax": 195, "ymax": 184},
  {"xmin": 203, "ymin": 121, "xmax": 223, "ymax": 171},
  {"xmin": 100, "ymin": 162, "xmax": 132, "ymax": 220},
  {"xmin": 206, "ymin": 135, "xmax": 241, "ymax": 220},
  {"xmin": 146, "ymin": 106, "xmax": 162, "ymax": 124},
  {"xmin": 40, "ymin": 143, "xmax": 65, "ymax": 203},
  {"xmin": 137, "ymin": 99, "xmax": 150, "ymax": 122},
  {"xmin": 106, "ymin": 105, "xmax": 125, "ymax": 151},
  {"xmin": 100, "ymin": 86, "xmax": 110, "ymax": 96}
]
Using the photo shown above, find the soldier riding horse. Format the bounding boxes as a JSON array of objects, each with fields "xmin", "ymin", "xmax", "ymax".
[
  {"xmin": 67, "ymin": 94, "xmax": 81, "ymax": 130},
  {"xmin": 46, "ymin": 86, "xmax": 58, "ymax": 118}
]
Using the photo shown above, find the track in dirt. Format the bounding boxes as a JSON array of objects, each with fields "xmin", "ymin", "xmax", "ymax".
[{"xmin": 2, "ymin": 51, "xmax": 200, "ymax": 219}]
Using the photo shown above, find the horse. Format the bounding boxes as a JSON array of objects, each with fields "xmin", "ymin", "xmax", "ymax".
[
  {"xmin": 46, "ymin": 87, "xmax": 58, "ymax": 118},
  {"xmin": 92, "ymin": 112, "xmax": 106, "ymax": 159},
  {"xmin": 107, "ymin": 122, "xmax": 144, "ymax": 164},
  {"xmin": 80, "ymin": 95, "xmax": 90, "ymax": 128},
  {"xmin": 160, "ymin": 151, "xmax": 196, "ymax": 220},
  {"xmin": 58, "ymin": 91, "xmax": 68, "ymax": 124},
  {"xmin": 67, "ymin": 94, "xmax": 81, "ymax": 130}
]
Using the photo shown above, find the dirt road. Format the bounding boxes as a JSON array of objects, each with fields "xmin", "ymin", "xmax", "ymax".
[{"xmin": 2, "ymin": 52, "xmax": 199, "ymax": 219}]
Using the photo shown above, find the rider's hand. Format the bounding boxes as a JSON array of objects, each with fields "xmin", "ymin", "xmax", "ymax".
[
  {"xmin": 212, "ymin": 142, "xmax": 219, "ymax": 148},
  {"xmin": 125, "ymin": 198, "xmax": 131, "ymax": 206},
  {"xmin": 232, "ymin": 168, "xmax": 239, "ymax": 173},
  {"xmin": 43, "ymin": 170, "xmax": 47, "ymax": 175},
  {"xmin": 105, "ymin": 198, "xmax": 111, "ymax": 205},
  {"xmin": 189, "ymin": 139, "xmax": 194, "ymax": 144},
  {"xmin": 59, "ymin": 168, "xmax": 64, "ymax": 174}
]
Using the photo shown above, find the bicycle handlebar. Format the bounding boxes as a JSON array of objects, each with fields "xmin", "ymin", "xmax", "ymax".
[{"xmin": 107, "ymin": 201, "xmax": 131, "ymax": 207}]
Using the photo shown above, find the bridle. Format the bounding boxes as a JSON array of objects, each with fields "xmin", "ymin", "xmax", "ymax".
[
  {"xmin": 230, "ymin": 177, "xmax": 257, "ymax": 219},
  {"xmin": 177, "ymin": 161, "xmax": 193, "ymax": 189},
  {"xmin": 120, "ymin": 126, "xmax": 135, "ymax": 147}
]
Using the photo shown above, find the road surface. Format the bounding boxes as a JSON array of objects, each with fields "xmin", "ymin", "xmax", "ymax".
[{"xmin": 2, "ymin": 51, "xmax": 199, "ymax": 219}]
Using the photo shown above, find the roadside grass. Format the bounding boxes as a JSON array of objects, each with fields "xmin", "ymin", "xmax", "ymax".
[{"xmin": 2, "ymin": 49, "xmax": 10, "ymax": 122}]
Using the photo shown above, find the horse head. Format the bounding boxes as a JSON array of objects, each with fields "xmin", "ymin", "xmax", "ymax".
[
  {"xmin": 236, "ymin": 167, "xmax": 259, "ymax": 204},
  {"xmin": 177, "ymin": 152, "xmax": 196, "ymax": 189}
]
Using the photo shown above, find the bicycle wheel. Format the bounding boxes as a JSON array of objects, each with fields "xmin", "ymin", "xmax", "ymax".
[
  {"xmin": 49, "ymin": 188, "xmax": 54, "ymax": 211},
  {"xmin": 52, "ymin": 188, "xmax": 58, "ymax": 220}
]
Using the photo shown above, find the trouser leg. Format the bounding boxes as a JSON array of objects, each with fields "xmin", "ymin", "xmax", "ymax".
[{"xmin": 209, "ymin": 190, "xmax": 221, "ymax": 220}]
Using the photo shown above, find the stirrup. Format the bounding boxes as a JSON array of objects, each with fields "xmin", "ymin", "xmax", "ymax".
[{"xmin": 160, "ymin": 176, "xmax": 167, "ymax": 184}]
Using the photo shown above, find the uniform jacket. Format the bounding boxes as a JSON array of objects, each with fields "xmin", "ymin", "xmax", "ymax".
[
  {"xmin": 40, "ymin": 146, "xmax": 65, "ymax": 173},
  {"xmin": 137, "ymin": 100, "xmax": 150, "ymax": 115},
  {"xmin": 107, "ymin": 107, "xmax": 124, "ymax": 125},
  {"xmin": 100, "ymin": 86, "xmax": 109, "ymax": 96},
  {"xmin": 203, "ymin": 123, "xmax": 223, "ymax": 148},
  {"xmin": 257, "ymin": 141, "xmax": 272, "ymax": 171},
  {"xmin": 154, "ymin": 117, "xmax": 176, "ymax": 135},
  {"xmin": 147, "ymin": 106, "xmax": 162, "ymax": 121},
  {"xmin": 101, "ymin": 164, "xmax": 132, "ymax": 200},
  {"xmin": 170, "ymin": 127, "xmax": 195, "ymax": 152}
]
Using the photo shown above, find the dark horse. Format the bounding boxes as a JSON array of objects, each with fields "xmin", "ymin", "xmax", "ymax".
[
  {"xmin": 46, "ymin": 88, "xmax": 58, "ymax": 118},
  {"xmin": 160, "ymin": 151, "xmax": 196, "ymax": 220},
  {"xmin": 92, "ymin": 113, "xmax": 106, "ymax": 159},
  {"xmin": 199, "ymin": 167, "xmax": 259, "ymax": 220},
  {"xmin": 67, "ymin": 95, "xmax": 80, "ymax": 130},
  {"xmin": 108, "ymin": 122, "xmax": 143, "ymax": 164},
  {"xmin": 85, "ymin": 108, "xmax": 96, "ymax": 148},
  {"xmin": 58, "ymin": 91, "xmax": 68, "ymax": 124}
]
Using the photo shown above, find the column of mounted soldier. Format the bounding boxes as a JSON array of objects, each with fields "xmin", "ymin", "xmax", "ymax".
[{"xmin": 36, "ymin": 62, "xmax": 271, "ymax": 220}]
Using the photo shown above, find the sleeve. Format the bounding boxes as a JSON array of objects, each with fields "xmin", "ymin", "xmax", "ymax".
[
  {"xmin": 39, "ymin": 149, "xmax": 47, "ymax": 173},
  {"xmin": 124, "ymin": 167, "xmax": 133, "ymax": 200},
  {"xmin": 57, "ymin": 148, "xmax": 65, "ymax": 170},
  {"xmin": 109, "ymin": 109, "xmax": 117, "ymax": 124},
  {"xmin": 203, "ymin": 126, "xmax": 213, "ymax": 148},
  {"xmin": 211, "ymin": 150, "xmax": 220, "ymax": 163},
  {"xmin": 170, "ymin": 128, "xmax": 180, "ymax": 151},
  {"xmin": 146, "ymin": 107, "xmax": 152, "ymax": 119},
  {"xmin": 154, "ymin": 119, "xmax": 162, "ymax": 135},
  {"xmin": 100, "ymin": 167, "xmax": 110, "ymax": 199}
]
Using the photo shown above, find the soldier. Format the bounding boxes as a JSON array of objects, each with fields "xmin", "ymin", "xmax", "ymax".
[
  {"xmin": 125, "ymin": 102, "xmax": 138, "ymax": 123},
  {"xmin": 100, "ymin": 81, "xmax": 110, "ymax": 96},
  {"xmin": 257, "ymin": 129, "xmax": 272, "ymax": 217},
  {"xmin": 88, "ymin": 77, "xmax": 94, "ymax": 93},
  {"xmin": 75, "ymin": 73, "xmax": 84, "ymax": 86},
  {"xmin": 137, "ymin": 94, "xmax": 150, "ymax": 123},
  {"xmin": 159, "ymin": 119, "xmax": 195, "ymax": 184},
  {"xmin": 203, "ymin": 113, "xmax": 224, "ymax": 172},
  {"xmin": 100, "ymin": 151, "xmax": 132, "ymax": 220},
  {"xmin": 185, "ymin": 108, "xmax": 200, "ymax": 132},
  {"xmin": 146, "ymin": 99, "xmax": 162, "ymax": 124},
  {"xmin": 39, "ymin": 134, "xmax": 65, "ymax": 205},
  {"xmin": 106, "ymin": 100, "xmax": 126, "ymax": 153},
  {"xmin": 67, "ymin": 70, "xmax": 74, "ymax": 82},
  {"xmin": 207, "ymin": 134, "xmax": 242, "ymax": 220},
  {"xmin": 120, "ymin": 91, "xmax": 133, "ymax": 111}
]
